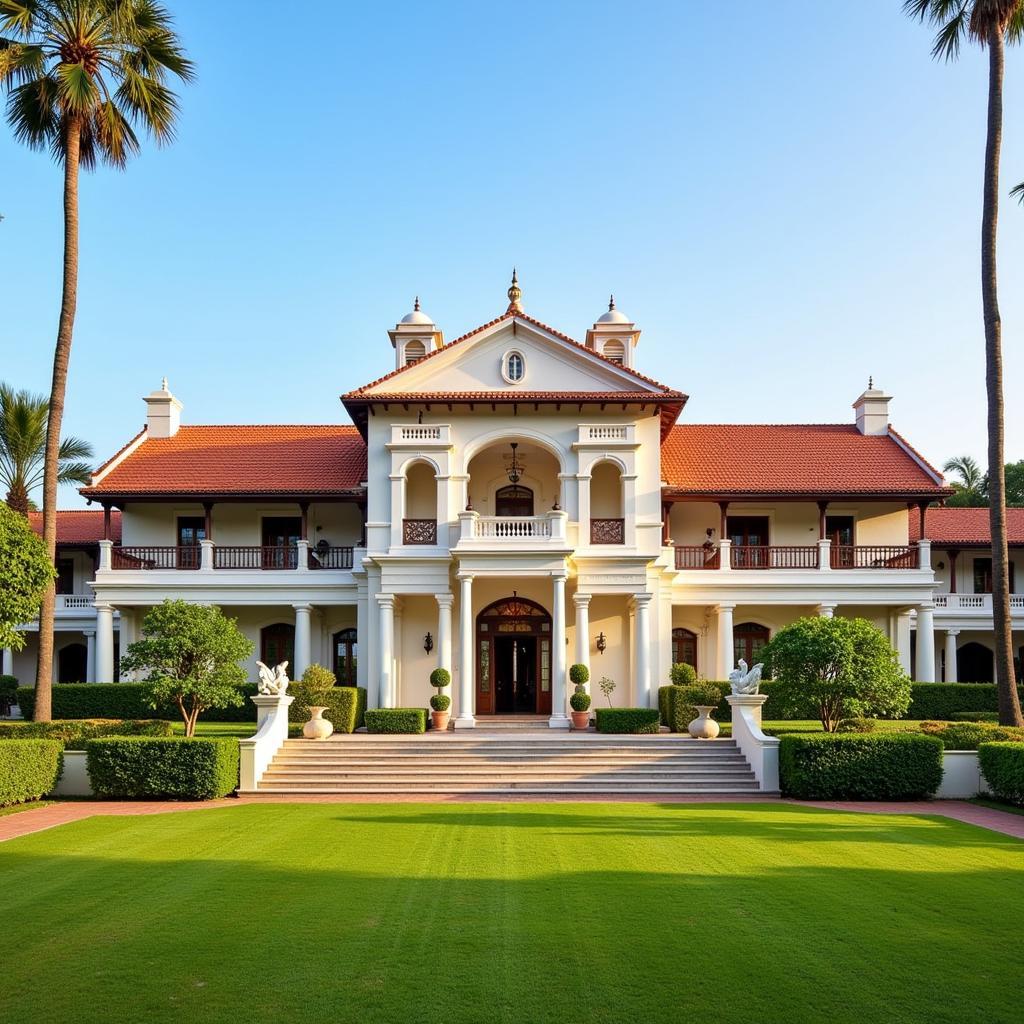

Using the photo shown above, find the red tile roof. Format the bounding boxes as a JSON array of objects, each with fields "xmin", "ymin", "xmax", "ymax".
[
  {"xmin": 910, "ymin": 507, "xmax": 1024, "ymax": 546},
  {"xmin": 661, "ymin": 424, "xmax": 950, "ymax": 498},
  {"xmin": 29, "ymin": 510, "xmax": 122, "ymax": 545},
  {"xmin": 81, "ymin": 426, "xmax": 366, "ymax": 498}
]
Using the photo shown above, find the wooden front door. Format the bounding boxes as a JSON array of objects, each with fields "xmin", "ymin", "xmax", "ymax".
[
  {"xmin": 727, "ymin": 516, "xmax": 770, "ymax": 568},
  {"xmin": 826, "ymin": 515, "xmax": 855, "ymax": 568},
  {"xmin": 495, "ymin": 485, "xmax": 534, "ymax": 517},
  {"xmin": 476, "ymin": 596, "xmax": 552, "ymax": 715},
  {"xmin": 261, "ymin": 623, "xmax": 295, "ymax": 668},
  {"xmin": 262, "ymin": 517, "xmax": 301, "ymax": 569},
  {"xmin": 733, "ymin": 622, "xmax": 769, "ymax": 667}
]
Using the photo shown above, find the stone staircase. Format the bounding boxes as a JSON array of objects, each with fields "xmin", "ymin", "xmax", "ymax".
[{"xmin": 251, "ymin": 732, "xmax": 763, "ymax": 796}]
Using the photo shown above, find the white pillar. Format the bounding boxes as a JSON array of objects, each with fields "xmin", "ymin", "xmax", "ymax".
[
  {"xmin": 2, "ymin": 647, "xmax": 13, "ymax": 678},
  {"xmin": 717, "ymin": 603, "xmax": 735, "ymax": 679},
  {"xmin": 549, "ymin": 573, "xmax": 569, "ymax": 727},
  {"xmin": 436, "ymin": 593, "xmax": 454, "ymax": 674},
  {"xmin": 83, "ymin": 629, "xmax": 96, "ymax": 683},
  {"xmin": 817, "ymin": 603, "xmax": 836, "ymax": 618},
  {"xmin": 293, "ymin": 603, "xmax": 312, "ymax": 680},
  {"xmin": 817, "ymin": 538, "xmax": 832, "ymax": 571},
  {"xmin": 200, "ymin": 538, "xmax": 214, "ymax": 571},
  {"xmin": 377, "ymin": 595, "xmax": 395, "ymax": 709},
  {"xmin": 573, "ymin": 592, "xmax": 591, "ymax": 680},
  {"xmin": 98, "ymin": 539, "xmax": 112, "ymax": 572},
  {"xmin": 915, "ymin": 603, "xmax": 936, "ymax": 682},
  {"xmin": 95, "ymin": 603, "xmax": 115, "ymax": 682},
  {"xmin": 944, "ymin": 629, "xmax": 960, "ymax": 683},
  {"xmin": 633, "ymin": 593, "xmax": 653, "ymax": 709},
  {"xmin": 455, "ymin": 574, "xmax": 475, "ymax": 727}
]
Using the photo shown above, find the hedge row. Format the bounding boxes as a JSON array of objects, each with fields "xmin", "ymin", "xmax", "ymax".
[
  {"xmin": 978, "ymin": 742, "xmax": 1024, "ymax": 807},
  {"xmin": 0, "ymin": 740, "xmax": 63, "ymax": 807},
  {"xmin": 16, "ymin": 683, "xmax": 161, "ymax": 720},
  {"xmin": 595, "ymin": 708, "xmax": 661, "ymax": 734},
  {"xmin": 364, "ymin": 708, "xmax": 427, "ymax": 734},
  {"xmin": 918, "ymin": 720, "xmax": 1024, "ymax": 750},
  {"xmin": 907, "ymin": 683, "xmax": 1024, "ymax": 720},
  {"xmin": 779, "ymin": 733, "xmax": 943, "ymax": 800},
  {"xmin": 0, "ymin": 719, "xmax": 174, "ymax": 749},
  {"xmin": 658, "ymin": 683, "xmax": 731, "ymax": 732},
  {"xmin": 292, "ymin": 687, "xmax": 367, "ymax": 733},
  {"xmin": 86, "ymin": 737, "xmax": 239, "ymax": 799}
]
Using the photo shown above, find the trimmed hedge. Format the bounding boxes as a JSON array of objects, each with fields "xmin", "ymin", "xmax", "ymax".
[
  {"xmin": 0, "ymin": 674, "xmax": 18, "ymax": 713},
  {"xmin": 918, "ymin": 721, "xmax": 1024, "ymax": 750},
  {"xmin": 0, "ymin": 740, "xmax": 63, "ymax": 806},
  {"xmin": 907, "ymin": 683, "xmax": 1024, "ymax": 720},
  {"xmin": 0, "ymin": 719, "xmax": 174, "ymax": 749},
  {"xmin": 779, "ymin": 733, "xmax": 943, "ymax": 800},
  {"xmin": 978, "ymin": 742, "xmax": 1024, "ymax": 807},
  {"xmin": 658, "ymin": 683, "xmax": 730, "ymax": 733},
  {"xmin": 595, "ymin": 708, "xmax": 661, "ymax": 734},
  {"xmin": 364, "ymin": 708, "xmax": 427, "ymax": 734},
  {"xmin": 293, "ymin": 686, "xmax": 366, "ymax": 734},
  {"xmin": 86, "ymin": 737, "xmax": 239, "ymax": 800},
  {"xmin": 16, "ymin": 683, "xmax": 163, "ymax": 720}
]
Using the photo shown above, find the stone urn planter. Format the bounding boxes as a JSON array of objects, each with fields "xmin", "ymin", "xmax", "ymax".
[
  {"xmin": 431, "ymin": 709, "xmax": 451, "ymax": 731},
  {"xmin": 570, "ymin": 710, "xmax": 591, "ymax": 730},
  {"xmin": 688, "ymin": 705, "xmax": 720, "ymax": 740},
  {"xmin": 303, "ymin": 706, "xmax": 334, "ymax": 740}
]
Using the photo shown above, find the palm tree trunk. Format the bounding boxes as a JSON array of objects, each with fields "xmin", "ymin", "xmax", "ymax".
[
  {"xmin": 34, "ymin": 115, "xmax": 82, "ymax": 722},
  {"xmin": 981, "ymin": 30, "xmax": 1022, "ymax": 727}
]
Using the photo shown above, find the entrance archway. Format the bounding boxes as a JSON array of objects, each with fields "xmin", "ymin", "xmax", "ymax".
[
  {"xmin": 58, "ymin": 643, "xmax": 88, "ymax": 683},
  {"xmin": 476, "ymin": 595, "xmax": 552, "ymax": 715},
  {"xmin": 957, "ymin": 641, "xmax": 994, "ymax": 683}
]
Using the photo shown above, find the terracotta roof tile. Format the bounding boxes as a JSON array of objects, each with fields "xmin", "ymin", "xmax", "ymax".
[
  {"xmin": 910, "ymin": 507, "xmax": 1024, "ymax": 546},
  {"xmin": 81, "ymin": 426, "xmax": 366, "ymax": 498},
  {"xmin": 661, "ymin": 424, "xmax": 950, "ymax": 497},
  {"xmin": 29, "ymin": 510, "xmax": 122, "ymax": 545}
]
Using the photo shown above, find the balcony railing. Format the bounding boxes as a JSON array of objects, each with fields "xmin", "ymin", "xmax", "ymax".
[
  {"xmin": 935, "ymin": 594, "xmax": 1024, "ymax": 611},
  {"xmin": 590, "ymin": 518, "xmax": 625, "ymax": 545},
  {"xmin": 111, "ymin": 546, "xmax": 200, "ymax": 570},
  {"xmin": 308, "ymin": 546, "xmax": 354, "ymax": 569},
  {"xmin": 831, "ymin": 545, "xmax": 919, "ymax": 569},
  {"xmin": 214, "ymin": 545, "xmax": 298, "ymax": 570},
  {"xmin": 56, "ymin": 594, "xmax": 94, "ymax": 610},
  {"xmin": 403, "ymin": 519, "xmax": 438, "ymax": 545},
  {"xmin": 675, "ymin": 545, "xmax": 721, "ymax": 570},
  {"xmin": 731, "ymin": 545, "xmax": 819, "ymax": 569},
  {"xmin": 474, "ymin": 515, "xmax": 552, "ymax": 539}
]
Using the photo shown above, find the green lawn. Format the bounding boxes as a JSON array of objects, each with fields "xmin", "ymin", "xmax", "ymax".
[
  {"xmin": 171, "ymin": 721, "xmax": 255, "ymax": 737},
  {"xmin": 1, "ymin": 803, "xmax": 1021, "ymax": 1024}
]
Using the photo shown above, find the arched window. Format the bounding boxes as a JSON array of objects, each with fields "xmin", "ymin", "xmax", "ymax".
[
  {"xmin": 403, "ymin": 461, "xmax": 438, "ymax": 544},
  {"xmin": 404, "ymin": 339, "xmax": 426, "ymax": 365},
  {"xmin": 58, "ymin": 643, "xmax": 88, "ymax": 683},
  {"xmin": 671, "ymin": 628, "xmax": 698, "ymax": 673},
  {"xmin": 502, "ymin": 350, "xmax": 525, "ymax": 383},
  {"xmin": 495, "ymin": 484, "xmax": 534, "ymax": 517},
  {"xmin": 603, "ymin": 339, "xmax": 625, "ymax": 364},
  {"xmin": 956, "ymin": 641, "xmax": 994, "ymax": 683},
  {"xmin": 590, "ymin": 460, "xmax": 624, "ymax": 543},
  {"xmin": 733, "ymin": 622, "xmax": 769, "ymax": 668},
  {"xmin": 333, "ymin": 628, "xmax": 358, "ymax": 685},
  {"xmin": 261, "ymin": 623, "xmax": 295, "ymax": 668}
]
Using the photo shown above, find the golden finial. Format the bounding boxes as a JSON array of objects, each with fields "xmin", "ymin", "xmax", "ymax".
[{"xmin": 507, "ymin": 268, "xmax": 523, "ymax": 312}]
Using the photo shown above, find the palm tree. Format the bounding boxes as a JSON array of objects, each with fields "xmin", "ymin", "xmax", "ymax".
[
  {"xmin": 0, "ymin": 384, "xmax": 93, "ymax": 515},
  {"xmin": 906, "ymin": 1, "xmax": 1024, "ymax": 726},
  {"xmin": 0, "ymin": 1, "xmax": 192, "ymax": 720},
  {"xmin": 942, "ymin": 454, "xmax": 987, "ymax": 506}
]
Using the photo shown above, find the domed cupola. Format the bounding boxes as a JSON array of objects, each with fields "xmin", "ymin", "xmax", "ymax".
[
  {"xmin": 585, "ymin": 295, "xmax": 641, "ymax": 368},
  {"xmin": 388, "ymin": 297, "xmax": 444, "ymax": 370}
]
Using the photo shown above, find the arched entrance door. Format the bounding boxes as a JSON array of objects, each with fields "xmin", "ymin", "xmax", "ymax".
[{"xmin": 476, "ymin": 595, "xmax": 552, "ymax": 715}]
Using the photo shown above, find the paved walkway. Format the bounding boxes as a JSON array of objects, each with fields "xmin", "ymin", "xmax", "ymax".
[{"xmin": 1, "ymin": 796, "xmax": 1023, "ymax": 843}]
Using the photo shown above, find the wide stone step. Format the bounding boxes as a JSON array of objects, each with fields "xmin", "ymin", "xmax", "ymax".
[
  {"xmin": 264, "ymin": 767, "xmax": 756, "ymax": 781},
  {"xmin": 252, "ymin": 782, "xmax": 763, "ymax": 794},
  {"xmin": 268, "ymin": 757, "xmax": 750, "ymax": 770}
]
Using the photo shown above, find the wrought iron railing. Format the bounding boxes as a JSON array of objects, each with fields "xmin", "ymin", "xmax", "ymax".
[
  {"xmin": 590, "ymin": 518, "xmax": 625, "ymax": 544},
  {"xmin": 731, "ymin": 545, "xmax": 819, "ymax": 569},
  {"xmin": 308, "ymin": 546, "xmax": 354, "ymax": 569},
  {"xmin": 403, "ymin": 519, "xmax": 437, "ymax": 545},
  {"xmin": 213, "ymin": 545, "xmax": 299, "ymax": 570},
  {"xmin": 111, "ymin": 546, "xmax": 199, "ymax": 570},
  {"xmin": 675, "ymin": 545, "xmax": 720, "ymax": 569},
  {"xmin": 831, "ymin": 545, "xmax": 919, "ymax": 569}
]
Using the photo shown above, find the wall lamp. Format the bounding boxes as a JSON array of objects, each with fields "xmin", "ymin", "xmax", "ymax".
[
  {"xmin": 595, "ymin": 632, "xmax": 607, "ymax": 654},
  {"xmin": 423, "ymin": 632, "xmax": 434, "ymax": 655}
]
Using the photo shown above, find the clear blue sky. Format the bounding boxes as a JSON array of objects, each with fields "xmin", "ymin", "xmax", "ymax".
[{"xmin": 3, "ymin": 0, "xmax": 1023, "ymax": 507}]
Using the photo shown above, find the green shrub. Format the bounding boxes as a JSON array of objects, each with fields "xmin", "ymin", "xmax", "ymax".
[
  {"xmin": 430, "ymin": 694, "xmax": 451, "ymax": 712},
  {"xmin": 16, "ymin": 683, "xmax": 163, "ymax": 720},
  {"xmin": 0, "ymin": 674, "xmax": 18, "ymax": 713},
  {"xmin": 779, "ymin": 733, "xmax": 943, "ymax": 800},
  {"xmin": 429, "ymin": 668, "xmax": 451, "ymax": 690},
  {"xmin": 669, "ymin": 663, "xmax": 697, "ymax": 686},
  {"xmin": 595, "ymin": 708, "xmax": 661, "ymax": 734},
  {"xmin": 364, "ymin": 708, "xmax": 427, "ymax": 734},
  {"xmin": 659, "ymin": 682, "xmax": 729, "ymax": 733},
  {"xmin": 570, "ymin": 690, "xmax": 592, "ymax": 712},
  {"xmin": 292, "ymin": 686, "xmax": 366, "ymax": 734},
  {"xmin": 918, "ymin": 721, "xmax": 1024, "ymax": 750},
  {"xmin": 978, "ymin": 742, "xmax": 1024, "ymax": 807},
  {"xmin": 907, "ymin": 683, "xmax": 1024, "ymax": 720},
  {"xmin": 951, "ymin": 711, "xmax": 1000, "ymax": 723},
  {"xmin": 569, "ymin": 664, "xmax": 590, "ymax": 688},
  {"xmin": 0, "ymin": 740, "xmax": 63, "ymax": 806},
  {"xmin": 0, "ymin": 719, "xmax": 174, "ymax": 749},
  {"xmin": 86, "ymin": 737, "xmax": 239, "ymax": 799},
  {"xmin": 836, "ymin": 717, "xmax": 878, "ymax": 734},
  {"xmin": 293, "ymin": 664, "xmax": 337, "ymax": 707}
]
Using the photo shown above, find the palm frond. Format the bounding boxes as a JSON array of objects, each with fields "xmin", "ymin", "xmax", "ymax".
[
  {"xmin": 55, "ymin": 459, "xmax": 93, "ymax": 485},
  {"xmin": 57, "ymin": 434, "xmax": 93, "ymax": 462},
  {"xmin": 5, "ymin": 72, "xmax": 57, "ymax": 148},
  {"xmin": 1011, "ymin": 181, "xmax": 1024, "ymax": 203}
]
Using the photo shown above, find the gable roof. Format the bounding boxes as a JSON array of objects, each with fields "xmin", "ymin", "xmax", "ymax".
[
  {"xmin": 81, "ymin": 425, "xmax": 366, "ymax": 500},
  {"xmin": 910, "ymin": 507, "xmax": 1024, "ymax": 546},
  {"xmin": 29, "ymin": 510, "xmax": 122, "ymax": 545},
  {"xmin": 661, "ymin": 424, "xmax": 951, "ymax": 499}
]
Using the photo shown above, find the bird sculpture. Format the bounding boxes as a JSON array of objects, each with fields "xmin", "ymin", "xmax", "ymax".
[
  {"xmin": 256, "ymin": 660, "xmax": 291, "ymax": 695},
  {"xmin": 729, "ymin": 658, "xmax": 763, "ymax": 695}
]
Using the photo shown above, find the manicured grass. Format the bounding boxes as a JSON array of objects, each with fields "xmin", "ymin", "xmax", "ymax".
[
  {"xmin": 970, "ymin": 797, "xmax": 1024, "ymax": 817},
  {"xmin": 1, "ymin": 803, "xmax": 1021, "ymax": 1023}
]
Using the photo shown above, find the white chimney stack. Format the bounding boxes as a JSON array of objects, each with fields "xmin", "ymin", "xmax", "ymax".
[
  {"xmin": 852, "ymin": 377, "xmax": 891, "ymax": 436},
  {"xmin": 144, "ymin": 378, "xmax": 182, "ymax": 438}
]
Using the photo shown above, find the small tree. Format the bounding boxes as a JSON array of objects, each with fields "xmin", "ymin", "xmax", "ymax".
[
  {"xmin": 0, "ymin": 502, "xmax": 54, "ymax": 653},
  {"xmin": 120, "ymin": 600, "xmax": 252, "ymax": 736},
  {"xmin": 598, "ymin": 677, "xmax": 616, "ymax": 707},
  {"xmin": 761, "ymin": 616, "xmax": 911, "ymax": 733},
  {"xmin": 669, "ymin": 662, "xmax": 698, "ymax": 686},
  {"xmin": 293, "ymin": 664, "xmax": 336, "ymax": 715},
  {"xmin": 430, "ymin": 668, "xmax": 451, "ymax": 712}
]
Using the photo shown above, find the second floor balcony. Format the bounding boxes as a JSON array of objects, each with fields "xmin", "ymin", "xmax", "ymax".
[
  {"xmin": 674, "ymin": 540, "xmax": 922, "ymax": 572},
  {"xmin": 106, "ymin": 541, "xmax": 355, "ymax": 572}
]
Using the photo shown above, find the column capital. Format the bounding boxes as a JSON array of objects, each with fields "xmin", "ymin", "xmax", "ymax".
[
  {"xmin": 376, "ymin": 593, "xmax": 397, "ymax": 609},
  {"xmin": 630, "ymin": 592, "xmax": 653, "ymax": 608},
  {"xmin": 94, "ymin": 602, "xmax": 115, "ymax": 613},
  {"xmin": 434, "ymin": 592, "xmax": 455, "ymax": 608},
  {"xmin": 292, "ymin": 602, "xmax": 314, "ymax": 613},
  {"xmin": 715, "ymin": 602, "xmax": 736, "ymax": 613},
  {"xmin": 456, "ymin": 571, "xmax": 474, "ymax": 583},
  {"xmin": 552, "ymin": 572, "xmax": 568, "ymax": 584},
  {"xmin": 573, "ymin": 592, "xmax": 592, "ymax": 608},
  {"xmin": 81, "ymin": 628, "xmax": 96, "ymax": 638},
  {"xmin": 946, "ymin": 627, "xmax": 961, "ymax": 637},
  {"xmin": 918, "ymin": 601, "xmax": 935, "ymax": 612}
]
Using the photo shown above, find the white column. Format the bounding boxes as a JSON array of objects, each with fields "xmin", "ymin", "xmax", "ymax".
[
  {"xmin": 2, "ymin": 647, "xmax": 13, "ymax": 678},
  {"xmin": 200, "ymin": 538, "xmax": 214, "ymax": 571},
  {"xmin": 455, "ymin": 574, "xmax": 475, "ymax": 727},
  {"xmin": 718, "ymin": 538, "xmax": 732, "ymax": 572},
  {"xmin": 98, "ymin": 539, "xmax": 112, "ymax": 571},
  {"xmin": 944, "ymin": 629, "xmax": 960, "ymax": 683},
  {"xmin": 436, "ymin": 593, "xmax": 454, "ymax": 674},
  {"xmin": 95, "ymin": 603, "xmax": 115, "ymax": 682},
  {"xmin": 549, "ymin": 572, "xmax": 569, "ymax": 728},
  {"xmin": 915, "ymin": 603, "xmax": 936, "ymax": 682},
  {"xmin": 817, "ymin": 538, "xmax": 832, "ymax": 571},
  {"xmin": 294, "ymin": 538, "xmax": 310, "ymax": 574},
  {"xmin": 717, "ymin": 603, "xmax": 735, "ymax": 679},
  {"xmin": 83, "ymin": 629, "xmax": 96, "ymax": 683},
  {"xmin": 573, "ymin": 592, "xmax": 591, "ymax": 679},
  {"xmin": 633, "ymin": 593, "xmax": 653, "ymax": 709},
  {"xmin": 293, "ymin": 603, "xmax": 312, "ymax": 680},
  {"xmin": 896, "ymin": 611, "xmax": 913, "ymax": 675},
  {"xmin": 377, "ymin": 595, "xmax": 395, "ymax": 709},
  {"xmin": 817, "ymin": 603, "xmax": 836, "ymax": 618},
  {"xmin": 393, "ymin": 603, "xmax": 403, "ymax": 704}
]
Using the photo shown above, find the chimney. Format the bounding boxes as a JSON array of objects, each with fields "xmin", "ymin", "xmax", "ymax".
[
  {"xmin": 144, "ymin": 378, "xmax": 182, "ymax": 438},
  {"xmin": 852, "ymin": 377, "xmax": 891, "ymax": 436}
]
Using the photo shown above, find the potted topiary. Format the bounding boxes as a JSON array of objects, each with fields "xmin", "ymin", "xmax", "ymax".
[
  {"xmin": 298, "ymin": 664, "xmax": 337, "ymax": 739},
  {"xmin": 568, "ymin": 663, "xmax": 591, "ymax": 729},
  {"xmin": 429, "ymin": 668, "xmax": 452, "ymax": 731}
]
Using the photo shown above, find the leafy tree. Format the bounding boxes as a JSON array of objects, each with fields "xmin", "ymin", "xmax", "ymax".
[
  {"xmin": 943, "ymin": 454, "xmax": 987, "ymax": 507},
  {"xmin": 907, "ymin": 1, "xmax": 1024, "ymax": 725},
  {"xmin": 0, "ymin": 0, "xmax": 194, "ymax": 717},
  {"xmin": 120, "ymin": 600, "xmax": 252, "ymax": 737},
  {"xmin": 1003, "ymin": 459, "xmax": 1024, "ymax": 505},
  {"xmin": 0, "ymin": 502, "xmax": 55, "ymax": 652},
  {"xmin": 0, "ymin": 384, "xmax": 93, "ymax": 515},
  {"xmin": 761, "ymin": 617, "xmax": 911, "ymax": 733}
]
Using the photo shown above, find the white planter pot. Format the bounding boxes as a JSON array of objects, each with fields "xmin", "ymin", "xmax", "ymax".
[
  {"xmin": 688, "ymin": 705, "xmax": 720, "ymax": 740},
  {"xmin": 937, "ymin": 750, "xmax": 985, "ymax": 799},
  {"xmin": 303, "ymin": 706, "xmax": 334, "ymax": 740}
]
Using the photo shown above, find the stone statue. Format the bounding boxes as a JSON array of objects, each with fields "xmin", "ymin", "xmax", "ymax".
[
  {"xmin": 729, "ymin": 658, "xmax": 763, "ymax": 695},
  {"xmin": 256, "ymin": 660, "xmax": 291, "ymax": 695}
]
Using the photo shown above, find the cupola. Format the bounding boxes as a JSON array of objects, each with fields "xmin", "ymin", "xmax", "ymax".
[
  {"xmin": 585, "ymin": 296, "xmax": 641, "ymax": 368},
  {"xmin": 143, "ymin": 378, "xmax": 182, "ymax": 438},
  {"xmin": 388, "ymin": 297, "xmax": 444, "ymax": 370},
  {"xmin": 852, "ymin": 377, "xmax": 892, "ymax": 436}
]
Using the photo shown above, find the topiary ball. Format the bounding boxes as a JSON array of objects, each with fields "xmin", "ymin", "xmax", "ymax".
[
  {"xmin": 570, "ymin": 690, "xmax": 592, "ymax": 712},
  {"xmin": 569, "ymin": 663, "xmax": 590, "ymax": 689},
  {"xmin": 430, "ymin": 693, "xmax": 451, "ymax": 712},
  {"xmin": 429, "ymin": 668, "xmax": 451, "ymax": 690}
]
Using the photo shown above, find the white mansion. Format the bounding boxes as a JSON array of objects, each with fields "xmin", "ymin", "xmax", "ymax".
[{"xmin": 8, "ymin": 280, "xmax": 1023, "ymax": 723}]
